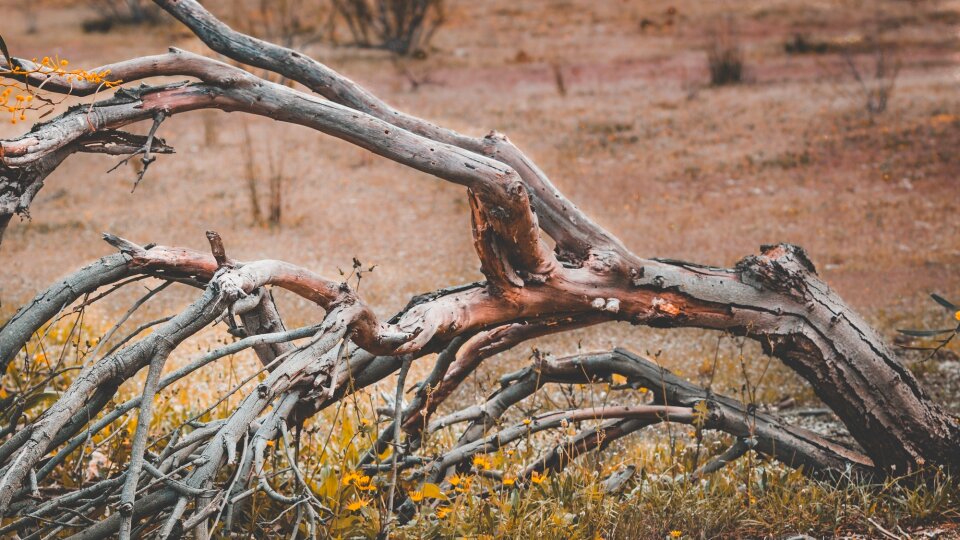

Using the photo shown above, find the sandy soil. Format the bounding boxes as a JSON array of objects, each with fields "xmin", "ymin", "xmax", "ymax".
[{"xmin": 1, "ymin": 0, "xmax": 959, "ymax": 397}]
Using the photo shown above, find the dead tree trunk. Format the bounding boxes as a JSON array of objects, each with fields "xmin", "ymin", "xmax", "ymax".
[{"xmin": 0, "ymin": 0, "xmax": 958, "ymax": 537}]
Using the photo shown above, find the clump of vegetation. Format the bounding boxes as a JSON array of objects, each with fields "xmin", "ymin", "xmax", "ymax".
[
  {"xmin": 841, "ymin": 35, "xmax": 900, "ymax": 119},
  {"xmin": 784, "ymin": 33, "xmax": 829, "ymax": 55},
  {"xmin": 242, "ymin": 123, "xmax": 287, "ymax": 228},
  {"xmin": 235, "ymin": 0, "xmax": 335, "ymax": 53},
  {"xmin": 707, "ymin": 20, "xmax": 744, "ymax": 86},
  {"xmin": 332, "ymin": 0, "xmax": 445, "ymax": 56},
  {"xmin": 5, "ymin": 314, "xmax": 959, "ymax": 539},
  {"xmin": 82, "ymin": 0, "xmax": 163, "ymax": 33},
  {"xmin": 396, "ymin": 449, "xmax": 960, "ymax": 539}
]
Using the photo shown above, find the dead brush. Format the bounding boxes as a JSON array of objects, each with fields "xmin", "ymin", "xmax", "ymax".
[
  {"xmin": 3, "ymin": 1, "xmax": 960, "ymax": 537},
  {"xmin": 81, "ymin": 0, "xmax": 163, "ymax": 33},
  {"xmin": 816, "ymin": 16, "xmax": 901, "ymax": 121},
  {"xmin": 332, "ymin": 0, "xmax": 445, "ymax": 56},
  {"xmin": 706, "ymin": 18, "xmax": 744, "ymax": 87},
  {"xmin": 242, "ymin": 123, "xmax": 286, "ymax": 228},
  {"xmin": 232, "ymin": 0, "xmax": 334, "ymax": 55},
  {"xmin": 841, "ymin": 37, "xmax": 900, "ymax": 120}
]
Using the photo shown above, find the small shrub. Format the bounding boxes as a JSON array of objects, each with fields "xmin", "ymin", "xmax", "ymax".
[
  {"xmin": 237, "ymin": 0, "xmax": 334, "ymax": 50},
  {"xmin": 784, "ymin": 33, "xmax": 829, "ymax": 55},
  {"xmin": 82, "ymin": 0, "xmax": 163, "ymax": 33},
  {"xmin": 333, "ymin": 0, "xmax": 445, "ymax": 56},
  {"xmin": 841, "ymin": 36, "xmax": 900, "ymax": 119},
  {"xmin": 707, "ymin": 20, "xmax": 744, "ymax": 86},
  {"xmin": 242, "ymin": 123, "xmax": 286, "ymax": 228}
]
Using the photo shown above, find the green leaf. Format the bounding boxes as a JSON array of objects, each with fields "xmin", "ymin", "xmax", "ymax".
[
  {"xmin": 930, "ymin": 293, "xmax": 958, "ymax": 311},
  {"xmin": 897, "ymin": 328, "xmax": 956, "ymax": 337}
]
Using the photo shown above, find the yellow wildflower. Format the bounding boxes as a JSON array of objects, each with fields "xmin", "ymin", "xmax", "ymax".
[
  {"xmin": 669, "ymin": 531, "xmax": 682, "ymax": 538},
  {"xmin": 346, "ymin": 498, "xmax": 369, "ymax": 512},
  {"xmin": 530, "ymin": 471, "xmax": 547, "ymax": 484},
  {"xmin": 356, "ymin": 476, "xmax": 376, "ymax": 491},
  {"xmin": 408, "ymin": 490, "xmax": 424, "ymax": 503},
  {"xmin": 342, "ymin": 470, "xmax": 376, "ymax": 491},
  {"xmin": 341, "ymin": 471, "xmax": 360, "ymax": 486},
  {"xmin": 452, "ymin": 474, "xmax": 473, "ymax": 493},
  {"xmin": 472, "ymin": 455, "xmax": 492, "ymax": 470}
]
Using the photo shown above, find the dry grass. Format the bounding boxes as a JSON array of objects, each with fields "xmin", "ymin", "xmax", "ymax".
[
  {"xmin": 2, "ymin": 0, "xmax": 960, "ymax": 537},
  {"xmin": 4, "ymin": 311, "xmax": 959, "ymax": 538},
  {"xmin": 1, "ymin": 307, "xmax": 957, "ymax": 538}
]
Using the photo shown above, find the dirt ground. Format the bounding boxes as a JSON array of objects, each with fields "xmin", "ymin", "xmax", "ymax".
[{"xmin": 1, "ymin": 0, "xmax": 959, "ymax": 399}]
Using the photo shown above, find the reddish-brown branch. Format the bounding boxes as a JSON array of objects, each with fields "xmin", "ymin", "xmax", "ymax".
[
  {"xmin": 87, "ymin": 232, "xmax": 960, "ymax": 474},
  {"xmin": 104, "ymin": 234, "xmax": 417, "ymax": 355}
]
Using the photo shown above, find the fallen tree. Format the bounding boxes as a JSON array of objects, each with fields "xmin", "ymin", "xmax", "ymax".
[{"xmin": 0, "ymin": 1, "xmax": 958, "ymax": 537}]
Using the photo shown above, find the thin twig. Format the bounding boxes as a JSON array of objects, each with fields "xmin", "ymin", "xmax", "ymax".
[
  {"xmin": 118, "ymin": 347, "xmax": 170, "ymax": 540},
  {"xmin": 386, "ymin": 356, "xmax": 412, "ymax": 520}
]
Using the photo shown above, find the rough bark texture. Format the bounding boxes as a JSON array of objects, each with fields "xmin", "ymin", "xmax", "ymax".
[{"xmin": 1, "ymin": 0, "xmax": 958, "ymax": 537}]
